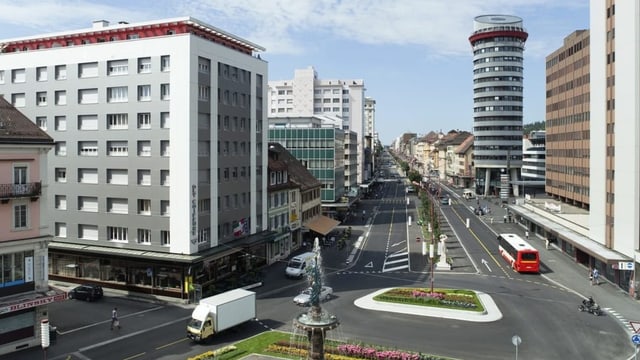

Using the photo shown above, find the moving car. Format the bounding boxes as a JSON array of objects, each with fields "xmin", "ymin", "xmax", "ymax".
[
  {"xmin": 68, "ymin": 284, "xmax": 104, "ymax": 301},
  {"xmin": 293, "ymin": 286, "xmax": 333, "ymax": 306}
]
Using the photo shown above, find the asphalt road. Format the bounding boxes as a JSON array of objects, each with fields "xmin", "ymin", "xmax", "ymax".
[{"xmin": 3, "ymin": 179, "xmax": 633, "ymax": 360}]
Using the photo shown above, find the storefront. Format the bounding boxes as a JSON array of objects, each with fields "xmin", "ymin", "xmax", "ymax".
[{"xmin": 48, "ymin": 231, "xmax": 277, "ymax": 300}]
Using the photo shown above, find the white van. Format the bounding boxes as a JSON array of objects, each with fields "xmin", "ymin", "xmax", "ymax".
[
  {"xmin": 463, "ymin": 189, "xmax": 475, "ymax": 200},
  {"xmin": 285, "ymin": 252, "xmax": 316, "ymax": 278}
]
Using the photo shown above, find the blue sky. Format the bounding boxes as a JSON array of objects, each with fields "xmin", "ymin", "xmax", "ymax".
[{"xmin": 0, "ymin": 0, "xmax": 589, "ymax": 145}]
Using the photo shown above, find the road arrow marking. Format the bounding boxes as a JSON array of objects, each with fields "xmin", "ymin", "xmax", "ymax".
[
  {"xmin": 481, "ymin": 258, "xmax": 492, "ymax": 272},
  {"xmin": 391, "ymin": 241, "xmax": 404, "ymax": 247}
]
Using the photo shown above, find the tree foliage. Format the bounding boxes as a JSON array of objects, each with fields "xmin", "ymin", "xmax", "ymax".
[{"xmin": 523, "ymin": 121, "xmax": 545, "ymax": 135}]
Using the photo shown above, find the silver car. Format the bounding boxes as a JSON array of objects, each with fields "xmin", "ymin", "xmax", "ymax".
[{"xmin": 293, "ymin": 286, "xmax": 333, "ymax": 306}]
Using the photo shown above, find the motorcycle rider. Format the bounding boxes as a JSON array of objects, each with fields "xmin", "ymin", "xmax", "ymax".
[{"xmin": 585, "ymin": 296, "xmax": 595, "ymax": 308}]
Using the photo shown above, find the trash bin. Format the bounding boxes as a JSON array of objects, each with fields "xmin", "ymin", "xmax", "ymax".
[{"xmin": 49, "ymin": 325, "xmax": 57, "ymax": 343}]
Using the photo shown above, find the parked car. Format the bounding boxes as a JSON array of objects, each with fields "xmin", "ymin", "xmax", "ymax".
[
  {"xmin": 293, "ymin": 286, "xmax": 333, "ymax": 306},
  {"xmin": 68, "ymin": 284, "xmax": 104, "ymax": 301}
]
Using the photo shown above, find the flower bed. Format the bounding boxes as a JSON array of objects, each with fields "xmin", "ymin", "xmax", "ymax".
[
  {"xmin": 266, "ymin": 340, "xmax": 453, "ymax": 360},
  {"xmin": 373, "ymin": 288, "xmax": 483, "ymax": 312}
]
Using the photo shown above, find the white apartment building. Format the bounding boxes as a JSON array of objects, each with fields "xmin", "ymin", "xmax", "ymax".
[
  {"xmin": 364, "ymin": 97, "xmax": 376, "ymax": 180},
  {"xmin": 268, "ymin": 66, "xmax": 367, "ymax": 184},
  {"xmin": 0, "ymin": 17, "xmax": 268, "ymax": 300}
]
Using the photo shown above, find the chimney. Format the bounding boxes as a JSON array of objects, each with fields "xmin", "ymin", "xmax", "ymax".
[{"xmin": 92, "ymin": 20, "xmax": 109, "ymax": 29}]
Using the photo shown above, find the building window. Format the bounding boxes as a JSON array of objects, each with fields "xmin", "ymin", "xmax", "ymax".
[
  {"xmin": 78, "ymin": 196, "xmax": 98, "ymax": 212},
  {"xmin": 161, "ymin": 55, "xmax": 170, "ymax": 72},
  {"xmin": 13, "ymin": 204, "xmax": 27, "ymax": 229},
  {"xmin": 137, "ymin": 229, "xmax": 151, "ymax": 244},
  {"xmin": 107, "ymin": 226, "xmax": 128, "ymax": 242},
  {"xmin": 55, "ymin": 65, "xmax": 67, "ymax": 80},
  {"xmin": 55, "ymin": 90, "xmax": 67, "ymax": 105},
  {"xmin": 11, "ymin": 93, "xmax": 25, "ymax": 107},
  {"xmin": 12, "ymin": 68, "xmax": 26, "ymax": 83},
  {"xmin": 78, "ymin": 141, "xmax": 98, "ymax": 156},
  {"xmin": 160, "ymin": 230, "xmax": 170, "ymax": 246},
  {"xmin": 0, "ymin": 70, "xmax": 4, "ymax": 84},
  {"xmin": 161, "ymin": 200, "xmax": 170, "ymax": 216},
  {"xmin": 55, "ymin": 195, "xmax": 67, "ymax": 210},
  {"xmin": 137, "ymin": 113, "xmax": 151, "ymax": 129},
  {"xmin": 55, "ymin": 168, "xmax": 66, "ymax": 183},
  {"xmin": 78, "ymin": 62, "xmax": 99, "ymax": 78},
  {"xmin": 198, "ymin": 86, "xmax": 210, "ymax": 101},
  {"xmin": 56, "ymin": 222, "xmax": 67, "ymax": 238},
  {"xmin": 107, "ymin": 198, "xmax": 128, "ymax": 214},
  {"xmin": 138, "ymin": 169, "xmax": 151, "ymax": 186},
  {"xmin": 160, "ymin": 112, "xmax": 170, "ymax": 129},
  {"xmin": 137, "ymin": 199, "xmax": 151, "ymax": 215},
  {"xmin": 78, "ymin": 224, "xmax": 99, "ymax": 240},
  {"xmin": 160, "ymin": 83, "xmax": 170, "ymax": 100},
  {"xmin": 198, "ymin": 228, "xmax": 210, "ymax": 244},
  {"xmin": 107, "ymin": 59, "xmax": 128, "ymax": 75},
  {"xmin": 36, "ymin": 116, "xmax": 47, "ymax": 130},
  {"xmin": 160, "ymin": 140, "xmax": 170, "ymax": 157},
  {"xmin": 107, "ymin": 169, "xmax": 128, "ymax": 185},
  {"xmin": 78, "ymin": 168, "xmax": 98, "ymax": 184},
  {"xmin": 35, "ymin": 67, "xmax": 47, "ymax": 81},
  {"xmin": 78, "ymin": 114, "xmax": 98, "ymax": 130},
  {"xmin": 55, "ymin": 116, "xmax": 66, "ymax": 131},
  {"xmin": 138, "ymin": 141, "xmax": 151, "ymax": 157},
  {"xmin": 78, "ymin": 88, "xmax": 98, "ymax": 104},
  {"xmin": 107, "ymin": 86, "xmax": 128, "ymax": 103},
  {"xmin": 160, "ymin": 170, "xmax": 170, "ymax": 186},
  {"xmin": 138, "ymin": 85, "xmax": 151, "ymax": 101},
  {"xmin": 198, "ymin": 57, "xmax": 210, "ymax": 73},
  {"xmin": 55, "ymin": 142, "xmax": 67, "ymax": 156},
  {"xmin": 107, "ymin": 113, "xmax": 128, "ymax": 129},
  {"xmin": 138, "ymin": 57, "xmax": 151, "ymax": 73},
  {"xmin": 107, "ymin": 141, "xmax": 128, "ymax": 156},
  {"xmin": 36, "ymin": 91, "xmax": 47, "ymax": 106}
]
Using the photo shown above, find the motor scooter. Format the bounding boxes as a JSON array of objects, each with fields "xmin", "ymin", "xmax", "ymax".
[{"xmin": 578, "ymin": 298, "xmax": 602, "ymax": 316}]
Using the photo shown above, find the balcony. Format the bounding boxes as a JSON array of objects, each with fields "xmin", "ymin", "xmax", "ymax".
[{"xmin": 0, "ymin": 182, "xmax": 41, "ymax": 202}]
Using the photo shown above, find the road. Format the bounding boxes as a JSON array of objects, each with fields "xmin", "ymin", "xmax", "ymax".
[{"xmin": 3, "ymin": 179, "xmax": 632, "ymax": 360}]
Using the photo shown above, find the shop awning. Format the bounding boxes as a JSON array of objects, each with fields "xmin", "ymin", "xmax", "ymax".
[{"xmin": 305, "ymin": 216, "xmax": 341, "ymax": 236}]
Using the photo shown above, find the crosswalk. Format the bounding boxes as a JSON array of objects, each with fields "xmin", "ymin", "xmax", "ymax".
[{"xmin": 382, "ymin": 249, "xmax": 409, "ymax": 272}]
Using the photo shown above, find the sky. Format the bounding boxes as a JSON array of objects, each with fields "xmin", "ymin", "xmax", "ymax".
[{"xmin": 0, "ymin": 0, "xmax": 590, "ymax": 145}]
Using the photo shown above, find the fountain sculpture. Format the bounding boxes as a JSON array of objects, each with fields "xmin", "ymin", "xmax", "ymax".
[{"xmin": 293, "ymin": 237, "xmax": 340, "ymax": 360}]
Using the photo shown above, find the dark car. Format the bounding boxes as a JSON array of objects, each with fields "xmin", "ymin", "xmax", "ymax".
[{"xmin": 68, "ymin": 284, "xmax": 103, "ymax": 301}]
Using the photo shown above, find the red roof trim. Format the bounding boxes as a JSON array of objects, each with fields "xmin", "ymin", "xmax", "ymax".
[{"xmin": 468, "ymin": 30, "xmax": 528, "ymax": 45}]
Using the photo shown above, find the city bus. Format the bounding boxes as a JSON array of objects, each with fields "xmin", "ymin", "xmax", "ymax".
[{"xmin": 497, "ymin": 233, "xmax": 540, "ymax": 273}]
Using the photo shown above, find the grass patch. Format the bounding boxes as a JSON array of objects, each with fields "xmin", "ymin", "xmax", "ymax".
[{"xmin": 373, "ymin": 288, "xmax": 485, "ymax": 312}]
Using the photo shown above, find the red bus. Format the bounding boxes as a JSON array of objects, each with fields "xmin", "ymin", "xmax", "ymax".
[{"xmin": 497, "ymin": 233, "xmax": 539, "ymax": 273}]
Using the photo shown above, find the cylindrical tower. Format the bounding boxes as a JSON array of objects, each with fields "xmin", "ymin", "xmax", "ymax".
[{"xmin": 469, "ymin": 15, "xmax": 528, "ymax": 197}]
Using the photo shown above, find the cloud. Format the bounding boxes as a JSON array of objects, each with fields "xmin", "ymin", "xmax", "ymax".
[{"xmin": 178, "ymin": 0, "xmax": 588, "ymax": 57}]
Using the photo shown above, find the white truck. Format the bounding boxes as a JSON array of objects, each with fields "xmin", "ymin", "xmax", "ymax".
[
  {"xmin": 186, "ymin": 288, "xmax": 256, "ymax": 342},
  {"xmin": 285, "ymin": 252, "xmax": 316, "ymax": 278}
]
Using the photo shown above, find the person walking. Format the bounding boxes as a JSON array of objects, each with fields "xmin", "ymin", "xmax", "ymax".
[
  {"xmin": 592, "ymin": 268, "xmax": 600, "ymax": 286},
  {"xmin": 111, "ymin": 307, "xmax": 120, "ymax": 330},
  {"xmin": 525, "ymin": 231, "xmax": 529, "ymax": 241}
]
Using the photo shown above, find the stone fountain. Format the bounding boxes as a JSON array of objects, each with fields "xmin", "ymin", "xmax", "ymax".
[{"xmin": 293, "ymin": 238, "xmax": 340, "ymax": 360}]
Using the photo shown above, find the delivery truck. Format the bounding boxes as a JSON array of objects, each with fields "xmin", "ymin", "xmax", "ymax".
[{"xmin": 186, "ymin": 288, "xmax": 256, "ymax": 342}]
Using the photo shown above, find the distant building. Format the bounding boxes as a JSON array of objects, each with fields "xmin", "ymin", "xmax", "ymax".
[
  {"xmin": 469, "ymin": 15, "xmax": 528, "ymax": 197},
  {"xmin": 268, "ymin": 66, "xmax": 368, "ymax": 184},
  {"xmin": 0, "ymin": 97, "xmax": 64, "ymax": 356},
  {"xmin": 521, "ymin": 130, "xmax": 546, "ymax": 195},
  {"xmin": 545, "ymin": 30, "xmax": 590, "ymax": 208}
]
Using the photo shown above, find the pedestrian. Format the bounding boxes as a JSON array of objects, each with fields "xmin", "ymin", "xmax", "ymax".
[
  {"xmin": 525, "ymin": 231, "xmax": 529, "ymax": 241},
  {"xmin": 589, "ymin": 268, "xmax": 593, "ymax": 284},
  {"xmin": 592, "ymin": 268, "xmax": 600, "ymax": 285},
  {"xmin": 111, "ymin": 307, "xmax": 120, "ymax": 330}
]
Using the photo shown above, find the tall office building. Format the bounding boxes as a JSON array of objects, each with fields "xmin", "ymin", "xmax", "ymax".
[
  {"xmin": 0, "ymin": 18, "xmax": 268, "ymax": 299},
  {"xmin": 364, "ymin": 97, "xmax": 376, "ymax": 180},
  {"xmin": 469, "ymin": 15, "xmax": 528, "ymax": 197},
  {"xmin": 268, "ymin": 66, "xmax": 367, "ymax": 185},
  {"xmin": 545, "ymin": 30, "xmax": 590, "ymax": 208},
  {"xmin": 590, "ymin": 0, "xmax": 639, "ymax": 275}
]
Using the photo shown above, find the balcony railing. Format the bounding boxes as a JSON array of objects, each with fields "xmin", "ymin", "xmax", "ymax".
[{"xmin": 0, "ymin": 182, "xmax": 42, "ymax": 200}]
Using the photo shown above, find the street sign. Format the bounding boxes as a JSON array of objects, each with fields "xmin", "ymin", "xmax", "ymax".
[
  {"xmin": 618, "ymin": 262, "xmax": 635, "ymax": 271},
  {"xmin": 631, "ymin": 334, "xmax": 640, "ymax": 345},
  {"xmin": 630, "ymin": 321, "xmax": 640, "ymax": 333}
]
